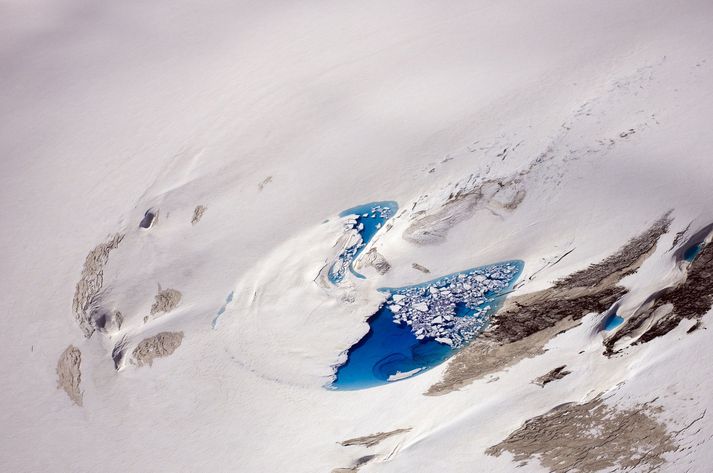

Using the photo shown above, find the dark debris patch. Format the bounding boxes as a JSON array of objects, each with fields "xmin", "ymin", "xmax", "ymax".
[
  {"xmin": 486, "ymin": 397, "xmax": 677, "ymax": 473},
  {"xmin": 606, "ymin": 230, "xmax": 713, "ymax": 354},
  {"xmin": 428, "ymin": 213, "xmax": 672, "ymax": 395},
  {"xmin": 533, "ymin": 365, "xmax": 571, "ymax": 387}
]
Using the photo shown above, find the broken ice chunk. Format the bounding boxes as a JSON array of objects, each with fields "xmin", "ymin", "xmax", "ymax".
[{"xmin": 387, "ymin": 368, "xmax": 423, "ymax": 382}]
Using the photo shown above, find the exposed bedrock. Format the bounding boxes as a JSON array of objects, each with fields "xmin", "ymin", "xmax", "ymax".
[
  {"xmin": 411, "ymin": 262, "xmax": 430, "ymax": 274},
  {"xmin": 606, "ymin": 225, "xmax": 713, "ymax": 354},
  {"xmin": 191, "ymin": 204, "xmax": 207, "ymax": 225},
  {"xmin": 533, "ymin": 365, "xmax": 571, "ymax": 387},
  {"xmin": 428, "ymin": 213, "xmax": 671, "ymax": 395},
  {"xmin": 492, "ymin": 286, "xmax": 626, "ymax": 343},
  {"xmin": 150, "ymin": 287, "xmax": 182, "ymax": 316},
  {"xmin": 553, "ymin": 212, "xmax": 672, "ymax": 291},
  {"xmin": 56, "ymin": 345, "xmax": 82, "ymax": 406},
  {"xmin": 340, "ymin": 428, "xmax": 411, "ymax": 448},
  {"xmin": 131, "ymin": 331, "xmax": 184, "ymax": 367},
  {"xmin": 486, "ymin": 397, "xmax": 677, "ymax": 473},
  {"xmin": 72, "ymin": 233, "xmax": 124, "ymax": 338},
  {"xmin": 354, "ymin": 248, "xmax": 391, "ymax": 275},
  {"xmin": 331, "ymin": 455, "xmax": 376, "ymax": 473},
  {"xmin": 428, "ymin": 318, "xmax": 580, "ymax": 395},
  {"xmin": 671, "ymin": 222, "xmax": 713, "ymax": 261},
  {"xmin": 402, "ymin": 177, "xmax": 526, "ymax": 245}
]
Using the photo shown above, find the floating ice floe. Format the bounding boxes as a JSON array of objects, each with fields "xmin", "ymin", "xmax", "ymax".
[
  {"xmin": 328, "ymin": 201, "xmax": 398, "ymax": 284},
  {"xmin": 380, "ymin": 261, "xmax": 522, "ymax": 349},
  {"xmin": 387, "ymin": 368, "xmax": 423, "ymax": 382},
  {"xmin": 333, "ymin": 260, "xmax": 523, "ymax": 390}
]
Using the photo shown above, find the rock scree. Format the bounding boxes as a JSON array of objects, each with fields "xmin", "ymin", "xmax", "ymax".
[
  {"xmin": 131, "ymin": 331, "xmax": 185, "ymax": 367},
  {"xmin": 486, "ymin": 397, "xmax": 677, "ymax": 473},
  {"xmin": 150, "ymin": 287, "xmax": 182, "ymax": 316},
  {"xmin": 191, "ymin": 205, "xmax": 207, "ymax": 225},
  {"xmin": 533, "ymin": 365, "xmax": 571, "ymax": 387},
  {"xmin": 72, "ymin": 233, "xmax": 124, "ymax": 338},
  {"xmin": 340, "ymin": 428, "xmax": 412, "ymax": 448},
  {"xmin": 56, "ymin": 345, "xmax": 82, "ymax": 406}
]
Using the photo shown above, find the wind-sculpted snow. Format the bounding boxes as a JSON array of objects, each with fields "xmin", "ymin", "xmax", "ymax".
[{"xmin": 334, "ymin": 261, "xmax": 522, "ymax": 389}]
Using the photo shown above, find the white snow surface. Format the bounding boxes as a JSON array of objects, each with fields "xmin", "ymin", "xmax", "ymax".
[{"xmin": 2, "ymin": 0, "xmax": 713, "ymax": 471}]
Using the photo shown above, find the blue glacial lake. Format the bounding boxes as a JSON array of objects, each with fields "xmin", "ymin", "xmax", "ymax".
[
  {"xmin": 332, "ymin": 260, "xmax": 524, "ymax": 390},
  {"xmin": 684, "ymin": 243, "xmax": 704, "ymax": 262},
  {"xmin": 328, "ymin": 201, "xmax": 398, "ymax": 284},
  {"xmin": 603, "ymin": 314, "xmax": 624, "ymax": 331}
]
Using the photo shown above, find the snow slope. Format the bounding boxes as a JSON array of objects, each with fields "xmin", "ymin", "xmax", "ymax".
[{"xmin": 2, "ymin": 0, "xmax": 713, "ymax": 471}]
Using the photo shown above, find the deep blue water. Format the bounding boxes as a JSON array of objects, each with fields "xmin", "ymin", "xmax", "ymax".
[
  {"xmin": 328, "ymin": 201, "xmax": 398, "ymax": 283},
  {"xmin": 332, "ymin": 261, "xmax": 523, "ymax": 390},
  {"xmin": 603, "ymin": 314, "xmax": 624, "ymax": 331},
  {"xmin": 454, "ymin": 301, "xmax": 471, "ymax": 317},
  {"xmin": 684, "ymin": 243, "xmax": 704, "ymax": 262},
  {"xmin": 338, "ymin": 201, "xmax": 398, "ymax": 248},
  {"xmin": 332, "ymin": 305, "xmax": 453, "ymax": 389}
]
